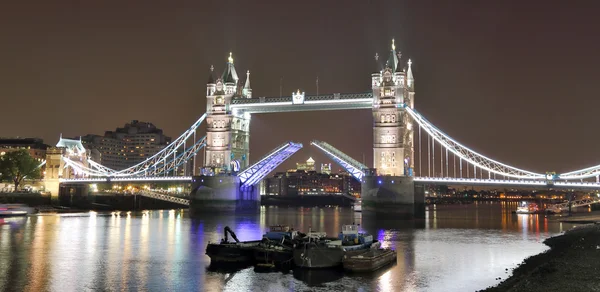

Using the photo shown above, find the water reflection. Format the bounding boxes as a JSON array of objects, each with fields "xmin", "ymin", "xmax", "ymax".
[{"xmin": 0, "ymin": 203, "xmax": 582, "ymax": 291}]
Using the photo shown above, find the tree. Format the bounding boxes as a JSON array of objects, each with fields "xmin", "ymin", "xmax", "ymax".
[{"xmin": 0, "ymin": 149, "xmax": 41, "ymax": 192}]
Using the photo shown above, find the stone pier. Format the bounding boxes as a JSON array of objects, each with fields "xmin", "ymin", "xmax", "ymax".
[
  {"xmin": 190, "ymin": 175, "xmax": 260, "ymax": 214},
  {"xmin": 361, "ymin": 175, "xmax": 424, "ymax": 219}
]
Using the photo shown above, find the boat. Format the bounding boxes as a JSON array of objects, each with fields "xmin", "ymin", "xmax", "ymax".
[
  {"xmin": 0, "ymin": 204, "xmax": 36, "ymax": 216},
  {"xmin": 353, "ymin": 199, "xmax": 362, "ymax": 212},
  {"xmin": 205, "ymin": 226, "xmax": 261, "ymax": 264},
  {"xmin": 253, "ymin": 225, "xmax": 301, "ymax": 269},
  {"xmin": 515, "ymin": 201, "xmax": 541, "ymax": 214},
  {"xmin": 343, "ymin": 248, "xmax": 397, "ymax": 272},
  {"xmin": 293, "ymin": 224, "xmax": 379, "ymax": 268}
]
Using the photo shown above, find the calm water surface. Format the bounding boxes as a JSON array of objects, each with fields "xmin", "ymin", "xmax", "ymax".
[{"xmin": 0, "ymin": 202, "xmax": 577, "ymax": 291}]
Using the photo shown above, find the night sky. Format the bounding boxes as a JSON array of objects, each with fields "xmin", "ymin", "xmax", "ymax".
[{"xmin": 1, "ymin": 1, "xmax": 599, "ymax": 174}]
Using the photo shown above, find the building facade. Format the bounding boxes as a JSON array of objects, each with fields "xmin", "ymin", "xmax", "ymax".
[
  {"xmin": 80, "ymin": 121, "xmax": 171, "ymax": 170},
  {"xmin": 320, "ymin": 163, "xmax": 332, "ymax": 175},
  {"xmin": 371, "ymin": 39, "xmax": 415, "ymax": 176},
  {"xmin": 262, "ymin": 170, "xmax": 360, "ymax": 197},
  {"xmin": 0, "ymin": 137, "xmax": 48, "ymax": 162},
  {"xmin": 296, "ymin": 157, "xmax": 316, "ymax": 172}
]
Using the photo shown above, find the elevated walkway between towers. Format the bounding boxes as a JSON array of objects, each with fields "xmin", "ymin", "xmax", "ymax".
[
  {"xmin": 230, "ymin": 92, "xmax": 373, "ymax": 113},
  {"xmin": 238, "ymin": 142, "xmax": 303, "ymax": 187},
  {"xmin": 138, "ymin": 190, "xmax": 190, "ymax": 206},
  {"xmin": 310, "ymin": 140, "xmax": 367, "ymax": 180}
]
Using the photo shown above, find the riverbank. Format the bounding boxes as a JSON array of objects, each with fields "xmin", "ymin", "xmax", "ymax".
[
  {"xmin": 481, "ymin": 223, "xmax": 600, "ymax": 292},
  {"xmin": 555, "ymin": 211, "xmax": 600, "ymax": 224}
]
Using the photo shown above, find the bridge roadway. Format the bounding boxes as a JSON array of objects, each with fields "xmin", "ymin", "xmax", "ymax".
[{"xmin": 60, "ymin": 176, "xmax": 600, "ymax": 190}]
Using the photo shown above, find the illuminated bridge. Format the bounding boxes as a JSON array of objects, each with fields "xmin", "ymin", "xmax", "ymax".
[{"xmin": 53, "ymin": 41, "xmax": 600, "ymax": 215}]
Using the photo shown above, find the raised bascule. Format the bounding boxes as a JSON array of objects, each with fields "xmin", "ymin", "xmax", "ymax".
[{"xmin": 52, "ymin": 39, "xmax": 600, "ymax": 217}]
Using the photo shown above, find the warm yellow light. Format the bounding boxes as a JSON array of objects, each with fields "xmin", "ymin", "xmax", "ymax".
[
  {"xmin": 228, "ymin": 52, "xmax": 234, "ymax": 64},
  {"xmin": 391, "ymin": 39, "xmax": 396, "ymax": 51}
]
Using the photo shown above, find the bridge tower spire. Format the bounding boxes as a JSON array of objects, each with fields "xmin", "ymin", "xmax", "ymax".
[{"xmin": 371, "ymin": 39, "xmax": 414, "ymax": 176}]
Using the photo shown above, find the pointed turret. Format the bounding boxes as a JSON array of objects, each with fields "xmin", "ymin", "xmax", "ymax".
[
  {"xmin": 244, "ymin": 70, "xmax": 251, "ymax": 89},
  {"xmin": 371, "ymin": 53, "xmax": 383, "ymax": 89},
  {"xmin": 221, "ymin": 52, "xmax": 239, "ymax": 84},
  {"xmin": 242, "ymin": 70, "xmax": 252, "ymax": 98},
  {"xmin": 395, "ymin": 51, "xmax": 404, "ymax": 73},
  {"xmin": 207, "ymin": 65, "xmax": 216, "ymax": 84},
  {"xmin": 206, "ymin": 65, "xmax": 217, "ymax": 96},
  {"xmin": 385, "ymin": 39, "xmax": 398, "ymax": 72},
  {"xmin": 373, "ymin": 53, "xmax": 383, "ymax": 73},
  {"xmin": 224, "ymin": 69, "xmax": 235, "ymax": 84},
  {"xmin": 407, "ymin": 59, "xmax": 414, "ymax": 89}
]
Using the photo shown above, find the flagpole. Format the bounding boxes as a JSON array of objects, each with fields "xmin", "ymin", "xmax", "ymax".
[{"xmin": 316, "ymin": 76, "xmax": 319, "ymax": 98}]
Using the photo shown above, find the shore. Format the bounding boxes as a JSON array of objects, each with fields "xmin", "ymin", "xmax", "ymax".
[{"xmin": 480, "ymin": 223, "xmax": 600, "ymax": 292}]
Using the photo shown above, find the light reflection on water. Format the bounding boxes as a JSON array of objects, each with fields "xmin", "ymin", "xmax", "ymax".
[{"xmin": 0, "ymin": 203, "xmax": 580, "ymax": 291}]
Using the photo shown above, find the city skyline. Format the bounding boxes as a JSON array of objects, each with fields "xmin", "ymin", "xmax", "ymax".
[{"xmin": 1, "ymin": 1, "xmax": 600, "ymax": 173}]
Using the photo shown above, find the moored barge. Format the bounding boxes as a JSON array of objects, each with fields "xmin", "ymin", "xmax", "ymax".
[
  {"xmin": 206, "ymin": 226, "xmax": 260, "ymax": 264},
  {"xmin": 343, "ymin": 248, "xmax": 397, "ymax": 272}
]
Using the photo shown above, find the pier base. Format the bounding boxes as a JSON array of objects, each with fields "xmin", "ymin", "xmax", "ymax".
[
  {"xmin": 361, "ymin": 176, "xmax": 424, "ymax": 219},
  {"xmin": 190, "ymin": 176, "xmax": 260, "ymax": 214}
]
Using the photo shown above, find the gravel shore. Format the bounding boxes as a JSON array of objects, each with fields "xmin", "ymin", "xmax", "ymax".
[{"xmin": 480, "ymin": 223, "xmax": 600, "ymax": 292}]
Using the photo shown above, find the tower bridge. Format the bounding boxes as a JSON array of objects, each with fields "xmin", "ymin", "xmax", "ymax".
[{"xmin": 51, "ymin": 40, "xmax": 600, "ymax": 217}]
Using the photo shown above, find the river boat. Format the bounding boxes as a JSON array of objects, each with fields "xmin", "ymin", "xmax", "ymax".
[
  {"xmin": 353, "ymin": 199, "xmax": 362, "ymax": 212},
  {"xmin": 0, "ymin": 204, "xmax": 36, "ymax": 216},
  {"xmin": 254, "ymin": 225, "xmax": 301, "ymax": 269},
  {"xmin": 343, "ymin": 248, "xmax": 397, "ymax": 272},
  {"xmin": 205, "ymin": 226, "xmax": 261, "ymax": 264},
  {"xmin": 293, "ymin": 224, "xmax": 380, "ymax": 269},
  {"xmin": 515, "ymin": 201, "xmax": 542, "ymax": 214}
]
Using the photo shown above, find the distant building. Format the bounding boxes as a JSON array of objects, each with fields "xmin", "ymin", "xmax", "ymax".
[
  {"xmin": 262, "ymin": 170, "xmax": 361, "ymax": 197},
  {"xmin": 79, "ymin": 120, "xmax": 172, "ymax": 170},
  {"xmin": 0, "ymin": 137, "xmax": 49, "ymax": 162},
  {"xmin": 320, "ymin": 163, "xmax": 331, "ymax": 175},
  {"xmin": 296, "ymin": 157, "xmax": 316, "ymax": 172}
]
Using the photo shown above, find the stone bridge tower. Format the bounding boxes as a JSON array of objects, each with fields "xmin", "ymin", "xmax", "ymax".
[
  {"xmin": 204, "ymin": 53, "xmax": 251, "ymax": 174},
  {"xmin": 371, "ymin": 39, "xmax": 415, "ymax": 176}
]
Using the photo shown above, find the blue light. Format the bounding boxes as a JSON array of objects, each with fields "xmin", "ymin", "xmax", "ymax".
[
  {"xmin": 378, "ymin": 180, "xmax": 382, "ymax": 184},
  {"xmin": 392, "ymin": 180, "xmax": 394, "ymax": 184},
  {"xmin": 219, "ymin": 179, "xmax": 222, "ymax": 183}
]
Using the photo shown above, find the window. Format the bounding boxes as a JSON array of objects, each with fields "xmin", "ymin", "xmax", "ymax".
[
  {"xmin": 391, "ymin": 114, "xmax": 396, "ymax": 123},
  {"xmin": 381, "ymin": 115, "xmax": 385, "ymax": 123},
  {"xmin": 385, "ymin": 115, "xmax": 390, "ymax": 123}
]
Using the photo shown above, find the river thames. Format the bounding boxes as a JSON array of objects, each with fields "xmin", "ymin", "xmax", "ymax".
[{"xmin": 0, "ymin": 202, "xmax": 576, "ymax": 291}]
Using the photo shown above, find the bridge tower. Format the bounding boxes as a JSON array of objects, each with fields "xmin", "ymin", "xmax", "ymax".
[
  {"xmin": 204, "ymin": 53, "xmax": 251, "ymax": 174},
  {"xmin": 371, "ymin": 39, "xmax": 415, "ymax": 176},
  {"xmin": 363, "ymin": 39, "xmax": 422, "ymax": 219}
]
